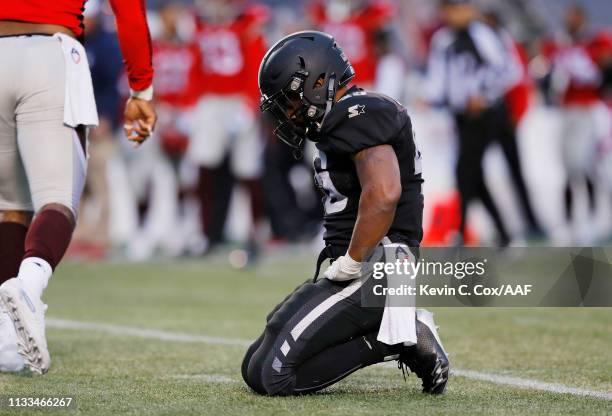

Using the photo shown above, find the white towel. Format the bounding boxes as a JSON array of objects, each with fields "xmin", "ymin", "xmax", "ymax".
[
  {"xmin": 376, "ymin": 240, "xmax": 417, "ymax": 346},
  {"xmin": 53, "ymin": 33, "xmax": 99, "ymax": 128}
]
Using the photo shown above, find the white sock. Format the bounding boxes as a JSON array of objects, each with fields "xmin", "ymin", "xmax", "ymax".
[{"xmin": 17, "ymin": 257, "xmax": 52, "ymax": 300}]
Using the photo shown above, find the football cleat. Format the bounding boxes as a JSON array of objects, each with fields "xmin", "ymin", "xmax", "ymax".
[
  {"xmin": 398, "ymin": 309, "xmax": 450, "ymax": 394},
  {"xmin": 0, "ymin": 303, "xmax": 25, "ymax": 372},
  {"xmin": 0, "ymin": 278, "xmax": 50, "ymax": 374}
]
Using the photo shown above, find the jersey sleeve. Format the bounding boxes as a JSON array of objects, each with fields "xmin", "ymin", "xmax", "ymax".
[
  {"xmin": 307, "ymin": 2, "xmax": 327, "ymax": 26},
  {"xmin": 588, "ymin": 30, "xmax": 612, "ymax": 65},
  {"xmin": 108, "ymin": 0, "xmax": 154, "ymax": 92},
  {"xmin": 318, "ymin": 96, "xmax": 407, "ymax": 155},
  {"xmin": 240, "ymin": 4, "xmax": 270, "ymax": 33}
]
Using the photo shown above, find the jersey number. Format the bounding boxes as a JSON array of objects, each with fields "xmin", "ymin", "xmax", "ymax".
[
  {"xmin": 313, "ymin": 150, "xmax": 348, "ymax": 215},
  {"xmin": 412, "ymin": 129, "xmax": 422, "ymax": 175},
  {"xmin": 198, "ymin": 31, "xmax": 243, "ymax": 76}
]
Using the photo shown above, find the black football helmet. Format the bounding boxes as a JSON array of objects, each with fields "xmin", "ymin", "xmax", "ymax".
[{"xmin": 258, "ymin": 31, "xmax": 355, "ymax": 152}]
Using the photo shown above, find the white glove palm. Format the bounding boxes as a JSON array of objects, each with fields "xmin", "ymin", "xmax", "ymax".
[{"xmin": 323, "ymin": 254, "xmax": 362, "ymax": 281}]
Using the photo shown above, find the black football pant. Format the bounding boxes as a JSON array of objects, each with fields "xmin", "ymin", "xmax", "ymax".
[
  {"xmin": 455, "ymin": 105, "xmax": 510, "ymax": 244},
  {"xmin": 493, "ymin": 102, "xmax": 542, "ymax": 233},
  {"xmin": 241, "ymin": 277, "xmax": 402, "ymax": 396},
  {"xmin": 197, "ymin": 159, "xmax": 234, "ymax": 245}
]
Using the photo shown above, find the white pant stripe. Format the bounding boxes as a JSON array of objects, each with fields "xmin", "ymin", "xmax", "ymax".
[{"xmin": 290, "ymin": 279, "xmax": 363, "ymax": 342}]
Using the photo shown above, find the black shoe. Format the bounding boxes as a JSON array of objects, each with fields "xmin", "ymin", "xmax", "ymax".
[
  {"xmin": 398, "ymin": 309, "xmax": 450, "ymax": 394},
  {"xmin": 526, "ymin": 228, "xmax": 547, "ymax": 244},
  {"xmin": 245, "ymin": 239, "xmax": 260, "ymax": 267}
]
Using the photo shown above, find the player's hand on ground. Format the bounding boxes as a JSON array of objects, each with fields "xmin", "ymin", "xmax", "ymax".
[
  {"xmin": 324, "ymin": 254, "xmax": 362, "ymax": 281},
  {"xmin": 124, "ymin": 98, "xmax": 157, "ymax": 146}
]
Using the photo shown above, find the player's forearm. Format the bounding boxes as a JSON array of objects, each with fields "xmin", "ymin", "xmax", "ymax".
[
  {"xmin": 348, "ymin": 145, "xmax": 402, "ymax": 262},
  {"xmin": 109, "ymin": 0, "xmax": 154, "ymax": 92},
  {"xmin": 347, "ymin": 187, "xmax": 399, "ymax": 262}
]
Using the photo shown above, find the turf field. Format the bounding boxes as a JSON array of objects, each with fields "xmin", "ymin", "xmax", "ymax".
[{"xmin": 1, "ymin": 251, "xmax": 610, "ymax": 415}]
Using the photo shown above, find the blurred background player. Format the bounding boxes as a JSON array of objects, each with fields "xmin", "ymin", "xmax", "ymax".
[
  {"xmin": 113, "ymin": 1, "xmax": 204, "ymax": 260},
  {"xmin": 541, "ymin": 4, "xmax": 612, "ymax": 243},
  {"xmin": 422, "ymin": 0, "xmax": 519, "ymax": 247},
  {"xmin": 260, "ymin": 113, "xmax": 324, "ymax": 243},
  {"xmin": 259, "ymin": 5, "xmax": 324, "ymax": 244},
  {"xmin": 71, "ymin": 1, "xmax": 124, "ymax": 256},
  {"xmin": 308, "ymin": 0, "xmax": 396, "ymax": 90},
  {"xmin": 372, "ymin": 27, "xmax": 407, "ymax": 101},
  {"xmin": 151, "ymin": 2, "xmax": 206, "ymax": 257},
  {"xmin": 482, "ymin": 8, "xmax": 545, "ymax": 240},
  {"xmin": 0, "ymin": 0, "xmax": 156, "ymax": 374},
  {"xmin": 188, "ymin": 0, "xmax": 269, "ymax": 259}
]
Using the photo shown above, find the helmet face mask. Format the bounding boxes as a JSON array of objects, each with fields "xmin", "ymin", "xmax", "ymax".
[
  {"xmin": 260, "ymin": 70, "xmax": 324, "ymax": 151},
  {"xmin": 258, "ymin": 31, "xmax": 355, "ymax": 154}
]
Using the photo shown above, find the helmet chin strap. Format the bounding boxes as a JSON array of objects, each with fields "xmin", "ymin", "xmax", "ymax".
[{"xmin": 317, "ymin": 76, "xmax": 336, "ymax": 132}]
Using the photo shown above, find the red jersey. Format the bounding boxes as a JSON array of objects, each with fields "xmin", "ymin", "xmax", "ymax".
[
  {"xmin": 309, "ymin": 1, "xmax": 394, "ymax": 85},
  {"xmin": 543, "ymin": 30, "xmax": 612, "ymax": 107},
  {"xmin": 153, "ymin": 40, "xmax": 199, "ymax": 108},
  {"xmin": 505, "ymin": 38, "xmax": 534, "ymax": 124},
  {"xmin": 0, "ymin": 0, "xmax": 153, "ymax": 91},
  {"xmin": 192, "ymin": 5, "xmax": 268, "ymax": 103}
]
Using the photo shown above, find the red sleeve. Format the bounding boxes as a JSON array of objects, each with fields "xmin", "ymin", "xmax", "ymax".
[
  {"xmin": 307, "ymin": 2, "xmax": 326, "ymax": 26},
  {"xmin": 514, "ymin": 41, "xmax": 529, "ymax": 67},
  {"xmin": 241, "ymin": 4, "xmax": 270, "ymax": 31},
  {"xmin": 109, "ymin": 0, "xmax": 154, "ymax": 92},
  {"xmin": 244, "ymin": 33, "xmax": 268, "ymax": 106},
  {"xmin": 237, "ymin": 5, "xmax": 270, "ymax": 107},
  {"xmin": 588, "ymin": 30, "xmax": 612, "ymax": 65}
]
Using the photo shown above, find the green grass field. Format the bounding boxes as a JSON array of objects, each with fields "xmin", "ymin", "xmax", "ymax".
[{"xmin": 1, "ymin": 251, "xmax": 611, "ymax": 415}]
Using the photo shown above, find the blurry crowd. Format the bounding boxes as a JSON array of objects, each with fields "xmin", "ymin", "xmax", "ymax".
[{"xmin": 70, "ymin": 0, "xmax": 612, "ymax": 262}]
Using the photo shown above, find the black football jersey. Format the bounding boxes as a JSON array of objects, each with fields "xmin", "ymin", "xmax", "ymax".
[{"xmin": 310, "ymin": 86, "xmax": 424, "ymax": 248}]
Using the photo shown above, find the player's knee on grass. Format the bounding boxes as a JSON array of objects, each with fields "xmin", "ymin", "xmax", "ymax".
[
  {"xmin": 242, "ymin": 282, "xmax": 305, "ymax": 380},
  {"xmin": 244, "ymin": 331, "xmax": 301, "ymax": 396},
  {"xmin": 244, "ymin": 279, "xmax": 373, "ymax": 396},
  {"xmin": 243, "ymin": 309, "xmax": 301, "ymax": 395},
  {"xmin": 244, "ymin": 282, "xmax": 333, "ymax": 396},
  {"xmin": 241, "ymin": 333, "xmax": 265, "ymax": 393},
  {"xmin": 243, "ymin": 281, "xmax": 315, "ymax": 395}
]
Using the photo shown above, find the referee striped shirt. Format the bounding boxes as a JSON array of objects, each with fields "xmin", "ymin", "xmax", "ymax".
[{"xmin": 423, "ymin": 21, "xmax": 521, "ymax": 112}]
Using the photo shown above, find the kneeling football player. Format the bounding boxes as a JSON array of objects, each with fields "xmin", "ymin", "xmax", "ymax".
[{"xmin": 242, "ymin": 31, "xmax": 449, "ymax": 396}]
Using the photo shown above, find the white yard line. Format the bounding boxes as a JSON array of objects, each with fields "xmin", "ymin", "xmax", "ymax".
[
  {"xmin": 47, "ymin": 318, "xmax": 611, "ymax": 401},
  {"xmin": 451, "ymin": 369, "xmax": 612, "ymax": 400},
  {"xmin": 47, "ymin": 318, "xmax": 250, "ymax": 347},
  {"xmin": 170, "ymin": 374, "xmax": 237, "ymax": 383}
]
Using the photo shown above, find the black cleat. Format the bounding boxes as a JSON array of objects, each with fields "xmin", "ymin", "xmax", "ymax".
[{"xmin": 398, "ymin": 309, "xmax": 450, "ymax": 394}]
